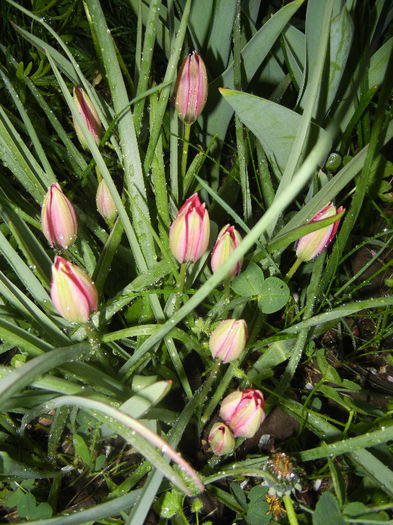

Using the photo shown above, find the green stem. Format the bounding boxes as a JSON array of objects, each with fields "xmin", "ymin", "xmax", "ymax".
[
  {"xmin": 283, "ymin": 495, "xmax": 298, "ymax": 525},
  {"xmin": 286, "ymin": 258, "xmax": 302, "ymax": 281},
  {"xmin": 181, "ymin": 123, "xmax": 191, "ymax": 180},
  {"xmin": 174, "ymin": 262, "xmax": 187, "ymax": 311},
  {"xmin": 223, "ymin": 278, "xmax": 231, "ymax": 317},
  {"xmin": 84, "ymin": 320, "xmax": 110, "ymax": 370},
  {"xmin": 199, "ymin": 360, "xmax": 222, "ymax": 432}
]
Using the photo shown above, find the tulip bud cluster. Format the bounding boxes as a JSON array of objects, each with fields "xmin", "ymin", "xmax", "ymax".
[
  {"xmin": 208, "ymin": 388, "xmax": 265, "ymax": 456},
  {"xmin": 169, "ymin": 194, "xmax": 243, "ymax": 277}
]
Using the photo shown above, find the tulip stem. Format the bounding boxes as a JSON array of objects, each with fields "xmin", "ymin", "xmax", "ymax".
[
  {"xmin": 223, "ymin": 278, "xmax": 231, "ymax": 317},
  {"xmin": 199, "ymin": 359, "xmax": 222, "ymax": 432},
  {"xmin": 286, "ymin": 258, "xmax": 302, "ymax": 281},
  {"xmin": 283, "ymin": 495, "xmax": 299, "ymax": 525},
  {"xmin": 181, "ymin": 123, "xmax": 191, "ymax": 180},
  {"xmin": 85, "ymin": 320, "xmax": 111, "ymax": 369},
  {"xmin": 174, "ymin": 262, "xmax": 187, "ymax": 308}
]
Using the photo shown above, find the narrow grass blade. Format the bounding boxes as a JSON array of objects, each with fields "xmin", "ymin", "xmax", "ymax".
[
  {"xmin": 0, "ymin": 343, "xmax": 90, "ymax": 405},
  {"xmin": 24, "ymin": 396, "xmax": 204, "ymax": 495},
  {"xmin": 86, "ymin": 0, "xmax": 155, "ymax": 263},
  {"xmin": 0, "ymin": 69, "xmax": 56, "ymax": 182},
  {"xmin": 0, "ymin": 107, "xmax": 47, "ymax": 204}
]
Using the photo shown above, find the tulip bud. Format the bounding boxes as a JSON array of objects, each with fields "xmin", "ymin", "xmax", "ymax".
[
  {"xmin": 174, "ymin": 51, "xmax": 208, "ymax": 124},
  {"xmin": 73, "ymin": 86, "xmax": 102, "ymax": 150},
  {"xmin": 220, "ymin": 389, "xmax": 265, "ymax": 438},
  {"xmin": 51, "ymin": 256, "xmax": 98, "ymax": 323},
  {"xmin": 169, "ymin": 193, "xmax": 210, "ymax": 263},
  {"xmin": 208, "ymin": 422, "xmax": 235, "ymax": 456},
  {"xmin": 96, "ymin": 179, "xmax": 117, "ymax": 223},
  {"xmin": 211, "ymin": 225, "xmax": 243, "ymax": 279},
  {"xmin": 41, "ymin": 183, "xmax": 78, "ymax": 250},
  {"xmin": 209, "ymin": 319, "xmax": 248, "ymax": 363},
  {"xmin": 296, "ymin": 202, "xmax": 344, "ymax": 262}
]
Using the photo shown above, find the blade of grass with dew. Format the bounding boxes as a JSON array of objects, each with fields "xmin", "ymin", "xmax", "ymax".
[
  {"xmin": 0, "ymin": 343, "xmax": 90, "ymax": 406},
  {"xmin": 0, "ymin": 272, "xmax": 68, "ymax": 346},
  {"xmin": 0, "ymin": 228, "xmax": 50, "ymax": 305},
  {"xmin": 92, "ymin": 218, "xmax": 124, "ymax": 296},
  {"xmin": 126, "ymin": 358, "xmax": 220, "ymax": 524},
  {"xmin": 8, "ymin": 4, "xmax": 122, "ymax": 157},
  {"xmin": 0, "ymin": 69, "xmax": 56, "ymax": 182},
  {"xmin": 0, "ymin": 45, "xmax": 88, "ymax": 175},
  {"xmin": 0, "ymin": 318, "xmax": 53, "ymax": 356},
  {"xmin": 0, "ymin": 194, "xmax": 51, "ymax": 286},
  {"xmin": 169, "ymin": 102, "xmax": 179, "ymax": 204},
  {"xmin": 0, "ymin": 365, "xmax": 109, "ymax": 399},
  {"xmin": 300, "ymin": 425, "xmax": 393, "ymax": 461},
  {"xmin": 149, "ymin": 90, "xmax": 171, "ymax": 234},
  {"xmin": 0, "ymin": 107, "xmax": 48, "ymax": 204},
  {"xmin": 234, "ymin": 0, "xmax": 252, "ymax": 223},
  {"xmin": 133, "ymin": 0, "xmax": 161, "ymax": 134},
  {"xmin": 282, "ymin": 296, "xmax": 393, "ymax": 335},
  {"xmin": 143, "ymin": 0, "xmax": 191, "ymax": 172},
  {"xmin": 86, "ymin": 0, "xmax": 155, "ymax": 263},
  {"xmin": 22, "ymin": 396, "xmax": 204, "ymax": 495}
]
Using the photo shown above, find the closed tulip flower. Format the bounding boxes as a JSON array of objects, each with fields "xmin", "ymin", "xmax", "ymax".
[
  {"xmin": 169, "ymin": 193, "xmax": 210, "ymax": 264},
  {"xmin": 208, "ymin": 422, "xmax": 235, "ymax": 456},
  {"xmin": 211, "ymin": 225, "xmax": 243, "ymax": 279},
  {"xmin": 96, "ymin": 179, "xmax": 117, "ymax": 224},
  {"xmin": 296, "ymin": 202, "xmax": 344, "ymax": 262},
  {"xmin": 41, "ymin": 183, "xmax": 78, "ymax": 250},
  {"xmin": 220, "ymin": 389, "xmax": 265, "ymax": 438},
  {"xmin": 73, "ymin": 86, "xmax": 102, "ymax": 150},
  {"xmin": 175, "ymin": 51, "xmax": 208, "ymax": 125},
  {"xmin": 209, "ymin": 319, "xmax": 248, "ymax": 363},
  {"xmin": 51, "ymin": 256, "xmax": 98, "ymax": 323}
]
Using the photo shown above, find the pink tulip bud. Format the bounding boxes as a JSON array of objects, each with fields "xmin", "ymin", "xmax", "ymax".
[
  {"xmin": 169, "ymin": 193, "xmax": 210, "ymax": 263},
  {"xmin": 174, "ymin": 51, "xmax": 208, "ymax": 124},
  {"xmin": 41, "ymin": 183, "xmax": 78, "ymax": 250},
  {"xmin": 50, "ymin": 256, "xmax": 98, "ymax": 323},
  {"xmin": 211, "ymin": 225, "xmax": 243, "ymax": 279},
  {"xmin": 208, "ymin": 422, "xmax": 235, "ymax": 456},
  {"xmin": 73, "ymin": 86, "xmax": 102, "ymax": 150},
  {"xmin": 220, "ymin": 389, "xmax": 265, "ymax": 438},
  {"xmin": 96, "ymin": 179, "xmax": 117, "ymax": 223},
  {"xmin": 296, "ymin": 202, "xmax": 344, "ymax": 262},
  {"xmin": 209, "ymin": 319, "xmax": 248, "ymax": 363}
]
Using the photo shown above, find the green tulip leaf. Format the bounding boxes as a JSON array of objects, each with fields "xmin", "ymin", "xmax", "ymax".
[
  {"xmin": 258, "ymin": 277, "xmax": 290, "ymax": 314},
  {"xmin": 220, "ymin": 88, "xmax": 327, "ymax": 174}
]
